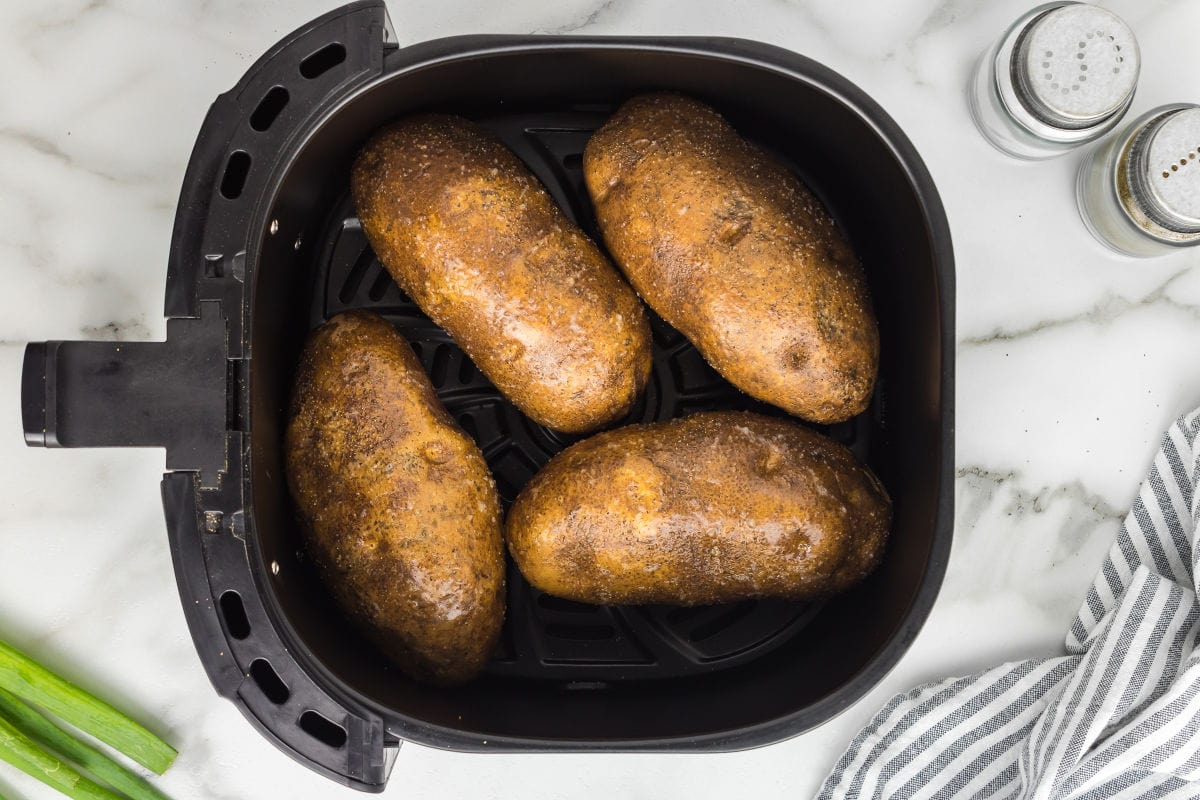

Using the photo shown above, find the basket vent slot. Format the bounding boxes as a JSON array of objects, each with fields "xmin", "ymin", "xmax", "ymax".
[
  {"xmin": 366, "ymin": 268, "xmax": 393, "ymax": 301},
  {"xmin": 250, "ymin": 659, "xmax": 290, "ymax": 704},
  {"xmin": 250, "ymin": 86, "xmax": 289, "ymax": 132},
  {"xmin": 687, "ymin": 602, "xmax": 756, "ymax": 642},
  {"xmin": 300, "ymin": 43, "xmax": 346, "ymax": 79},
  {"xmin": 219, "ymin": 591, "xmax": 251, "ymax": 640},
  {"xmin": 219, "ymin": 151, "xmax": 251, "ymax": 200},
  {"xmin": 299, "ymin": 711, "xmax": 347, "ymax": 749}
]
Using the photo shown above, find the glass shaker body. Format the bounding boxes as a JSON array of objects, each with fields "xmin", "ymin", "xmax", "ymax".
[
  {"xmin": 1077, "ymin": 105, "xmax": 1200, "ymax": 257},
  {"xmin": 969, "ymin": 2, "xmax": 1139, "ymax": 160}
]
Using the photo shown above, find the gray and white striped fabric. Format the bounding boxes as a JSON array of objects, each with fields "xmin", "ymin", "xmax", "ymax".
[{"xmin": 819, "ymin": 410, "xmax": 1200, "ymax": 800}]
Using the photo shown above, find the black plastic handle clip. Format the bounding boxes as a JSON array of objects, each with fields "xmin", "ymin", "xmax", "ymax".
[{"xmin": 22, "ymin": 300, "xmax": 228, "ymax": 486}]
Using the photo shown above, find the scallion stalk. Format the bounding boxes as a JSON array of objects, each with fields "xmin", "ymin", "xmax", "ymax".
[
  {"xmin": 0, "ymin": 640, "xmax": 176, "ymax": 775},
  {"xmin": 0, "ymin": 688, "xmax": 170, "ymax": 800},
  {"xmin": 0, "ymin": 714, "xmax": 123, "ymax": 800}
]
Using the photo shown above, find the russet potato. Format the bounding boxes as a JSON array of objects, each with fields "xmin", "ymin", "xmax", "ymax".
[
  {"xmin": 286, "ymin": 311, "xmax": 504, "ymax": 685},
  {"xmin": 584, "ymin": 93, "xmax": 879, "ymax": 424},
  {"xmin": 506, "ymin": 411, "xmax": 891, "ymax": 606},
  {"xmin": 353, "ymin": 114, "xmax": 652, "ymax": 434}
]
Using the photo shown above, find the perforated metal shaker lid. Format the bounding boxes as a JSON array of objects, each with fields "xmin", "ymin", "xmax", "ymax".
[
  {"xmin": 1013, "ymin": 4, "xmax": 1139, "ymax": 130},
  {"xmin": 1126, "ymin": 106, "xmax": 1200, "ymax": 237}
]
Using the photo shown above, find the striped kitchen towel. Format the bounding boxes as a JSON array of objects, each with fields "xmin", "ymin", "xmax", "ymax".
[{"xmin": 819, "ymin": 409, "xmax": 1200, "ymax": 800}]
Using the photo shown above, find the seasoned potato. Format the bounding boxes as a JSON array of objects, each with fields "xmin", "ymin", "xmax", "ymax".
[
  {"xmin": 584, "ymin": 93, "xmax": 879, "ymax": 424},
  {"xmin": 285, "ymin": 311, "xmax": 504, "ymax": 685},
  {"xmin": 506, "ymin": 411, "xmax": 890, "ymax": 606},
  {"xmin": 352, "ymin": 114, "xmax": 652, "ymax": 434}
]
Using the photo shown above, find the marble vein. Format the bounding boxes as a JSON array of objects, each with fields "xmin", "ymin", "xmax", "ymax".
[
  {"xmin": 15, "ymin": 0, "xmax": 111, "ymax": 36},
  {"xmin": 912, "ymin": 0, "xmax": 991, "ymax": 38},
  {"xmin": 951, "ymin": 465, "xmax": 1123, "ymax": 618},
  {"xmin": 959, "ymin": 266, "xmax": 1200, "ymax": 347},
  {"xmin": 957, "ymin": 465, "xmax": 1124, "ymax": 523},
  {"xmin": 769, "ymin": 0, "xmax": 835, "ymax": 40},
  {"xmin": 531, "ymin": 0, "xmax": 624, "ymax": 35},
  {"xmin": 901, "ymin": 0, "xmax": 992, "ymax": 84},
  {"xmin": 0, "ymin": 127, "xmax": 154, "ymax": 189}
]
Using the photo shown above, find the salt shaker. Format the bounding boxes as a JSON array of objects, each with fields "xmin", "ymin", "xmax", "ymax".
[
  {"xmin": 969, "ymin": 2, "xmax": 1140, "ymax": 160},
  {"xmin": 1077, "ymin": 104, "xmax": 1200, "ymax": 257}
]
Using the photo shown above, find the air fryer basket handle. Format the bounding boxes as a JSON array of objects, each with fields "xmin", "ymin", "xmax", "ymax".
[
  {"xmin": 158, "ymin": 0, "xmax": 397, "ymax": 791},
  {"xmin": 19, "ymin": 0, "xmax": 400, "ymax": 791},
  {"xmin": 21, "ymin": 300, "xmax": 228, "ymax": 482}
]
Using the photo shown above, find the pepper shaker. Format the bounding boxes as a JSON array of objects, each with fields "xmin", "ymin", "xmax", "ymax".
[
  {"xmin": 969, "ymin": 2, "xmax": 1140, "ymax": 160},
  {"xmin": 1077, "ymin": 104, "xmax": 1200, "ymax": 257}
]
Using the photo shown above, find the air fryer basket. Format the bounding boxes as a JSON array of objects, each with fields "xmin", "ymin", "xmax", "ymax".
[{"xmin": 20, "ymin": 1, "xmax": 954, "ymax": 792}]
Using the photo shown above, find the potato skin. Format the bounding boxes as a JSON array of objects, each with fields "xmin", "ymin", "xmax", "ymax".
[
  {"xmin": 285, "ymin": 311, "xmax": 504, "ymax": 685},
  {"xmin": 352, "ymin": 114, "xmax": 652, "ymax": 434},
  {"xmin": 506, "ymin": 411, "xmax": 890, "ymax": 606},
  {"xmin": 583, "ymin": 93, "xmax": 879, "ymax": 424}
]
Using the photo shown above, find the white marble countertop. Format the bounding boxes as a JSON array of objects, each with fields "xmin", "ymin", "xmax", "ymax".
[{"xmin": 2, "ymin": 0, "xmax": 1199, "ymax": 798}]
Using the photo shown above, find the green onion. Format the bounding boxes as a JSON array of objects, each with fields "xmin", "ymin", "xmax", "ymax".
[
  {"xmin": 0, "ymin": 640, "xmax": 176, "ymax": 775},
  {"xmin": 0, "ymin": 714, "xmax": 123, "ymax": 800},
  {"xmin": 0, "ymin": 688, "xmax": 170, "ymax": 800}
]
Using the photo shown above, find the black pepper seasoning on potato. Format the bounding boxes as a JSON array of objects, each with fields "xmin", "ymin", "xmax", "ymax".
[
  {"xmin": 584, "ymin": 93, "xmax": 879, "ymax": 424},
  {"xmin": 286, "ymin": 311, "xmax": 504, "ymax": 685},
  {"xmin": 506, "ymin": 411, "xmax": 891, "ymax": 606},
  {"xmin": 353, "ymin": 115, "xmax": 652, "ymax": 434}
]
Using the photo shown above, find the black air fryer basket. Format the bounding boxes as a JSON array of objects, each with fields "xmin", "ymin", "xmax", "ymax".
[{"xmin": 20, "ymin": 2, "xmax": 955, "ymax": 791}]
